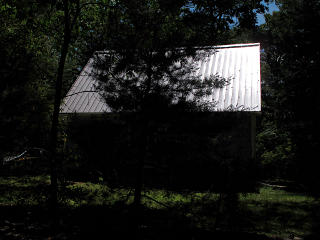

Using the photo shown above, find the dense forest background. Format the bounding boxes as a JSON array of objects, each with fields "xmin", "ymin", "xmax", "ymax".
[
  {"xmin": 1, "ymin": 0, "xmax": 319, "ymax": 191},
  {"xmin": 1, "ymin": 0, "xmax": 320, "ymax": 239}
]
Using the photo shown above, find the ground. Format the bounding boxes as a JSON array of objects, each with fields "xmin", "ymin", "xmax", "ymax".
[{"xmin": 0, "ymin": 175, "xmax": 319, "ymax": 239}]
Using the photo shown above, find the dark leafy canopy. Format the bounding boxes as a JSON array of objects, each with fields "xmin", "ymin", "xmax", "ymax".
[
  {"xmin": 259, "ymin": 0, "xmax": 320, "ymax": 191},
  {"xmin": 186, "ymin": 0, "xmax": 270, "ymax": 39},
  {"xmin": 0, "ymin": 0, "xmax": 110, "ymax": 156},
  {"xmin": 103, "ymin": 0, "xmax": 271, "ymax": 48},
  {"xmin": 0, "ymin": 1, "xmax": 56, "ymax": 154}
]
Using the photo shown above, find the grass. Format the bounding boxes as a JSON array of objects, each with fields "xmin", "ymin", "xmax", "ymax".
[
  {"xmin": 0, "ymin": 175, "xmax": 319, "ymax": 239},
  {"xmin": 0, "ymin": 175, "xmax": 50, "ymax": 206},
  {"xmin": 240, "ymin": 187, "xmax": 318, "ymax": 239}
]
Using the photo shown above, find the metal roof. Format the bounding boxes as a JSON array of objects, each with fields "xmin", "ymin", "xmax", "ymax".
[{"xmin": 60, "ymin": 43, "xmax": 261, "ymax": 113}]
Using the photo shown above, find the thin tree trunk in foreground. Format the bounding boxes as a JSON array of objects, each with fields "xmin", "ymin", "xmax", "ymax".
[
  {"xmin": 49, "ymin": 0, "xmax": 73, "ymax": 231},
  {"xmin": 49, "ymin": 34, "xmax": 70, "ymax": 211},
  {"xmin": 133, "ymin": 60, "xmax": 153, "ymax": 217},
  {"xmin": 133, "ymin": 115, "xmax": 150, "ymax": 231}
]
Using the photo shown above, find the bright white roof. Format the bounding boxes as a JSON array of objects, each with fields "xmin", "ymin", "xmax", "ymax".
[{"xmin": 60, "ymin": 43, "xmax": 261, "ymax": 113}]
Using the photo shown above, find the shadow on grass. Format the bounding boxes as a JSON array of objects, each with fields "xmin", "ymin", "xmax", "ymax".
[
  {"xmin": 1, "ymin": 175, "xmax": 319, "ymax": 239},
  {"xmin": 0, "ymin": 204, "xmax": 277, "ymax": 240},
  {"xmin": 236, "ymin": 199, "xmax": 320, "ymax": 239}
]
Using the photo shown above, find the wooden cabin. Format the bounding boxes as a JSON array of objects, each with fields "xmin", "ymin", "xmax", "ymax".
[{"xmin": 60, "ymin": 43, "xmax": 261, "ymax": 192}]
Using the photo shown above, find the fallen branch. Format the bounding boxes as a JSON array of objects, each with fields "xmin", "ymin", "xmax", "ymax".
[{"xmin": 142, "ymin": 194, "xmax": 172, "ymax": 209}]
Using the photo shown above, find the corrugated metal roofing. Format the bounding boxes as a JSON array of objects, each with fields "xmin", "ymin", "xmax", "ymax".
[{"xmin": 60, "ymin": 43, "xmax": 261, "ymax": 113}]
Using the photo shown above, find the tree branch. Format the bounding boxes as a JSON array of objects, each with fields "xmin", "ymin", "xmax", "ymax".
[{"xmin": 65, "ymin": 90, "xmax": 98, "ymax": 97}]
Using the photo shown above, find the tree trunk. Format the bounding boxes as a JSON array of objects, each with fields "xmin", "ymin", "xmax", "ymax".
[
  {"xmin": 133, "ymin": 56, "xmax": 153, "ymax": 211},
  {"xmin": 49, "ymin": 36, "xmax": 70, "ymax": 211},
  {"xmin": 132, "ymin": 114, "xmax": 150, "ymax": 232},
  {"xmin": 133, "ymin": 116, "xmax": 148, "ymax": 203},
  {"xmin": 49, "ymin": 0, "xmax": 72, "ymax": 230}
]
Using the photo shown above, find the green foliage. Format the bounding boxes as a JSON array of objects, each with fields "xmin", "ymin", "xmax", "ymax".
[
  {"xmin": 0, "ymin": 1, "xmax": 55, "ymax": 153},
  {"xmin": 257, "ymin": 123, "xmax": 296, "ymax": 179},
  {"xmin": 258, "ymin": 0, "xmax": 320, "ymax": 192},
  {"xmin": 0, "ymin": 0, "xmax": 113, "ymax": 156}
]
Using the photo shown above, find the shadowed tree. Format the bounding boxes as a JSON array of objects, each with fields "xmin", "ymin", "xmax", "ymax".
[{"xmin": 90, "ymin": 0, "xmax": 267, "ymax": 229}]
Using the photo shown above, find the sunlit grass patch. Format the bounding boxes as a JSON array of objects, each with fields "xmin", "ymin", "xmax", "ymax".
[
  {"xmin": 60, "ymin": 181, "xmax": 132, "ymax": 207},
  {"xmin": 0, "ymin": 175, "xmax": 50, "ymax": 188},
  {"xmin": 241, "ymin": 186, "xmax": 314, "ymax": 203}
]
